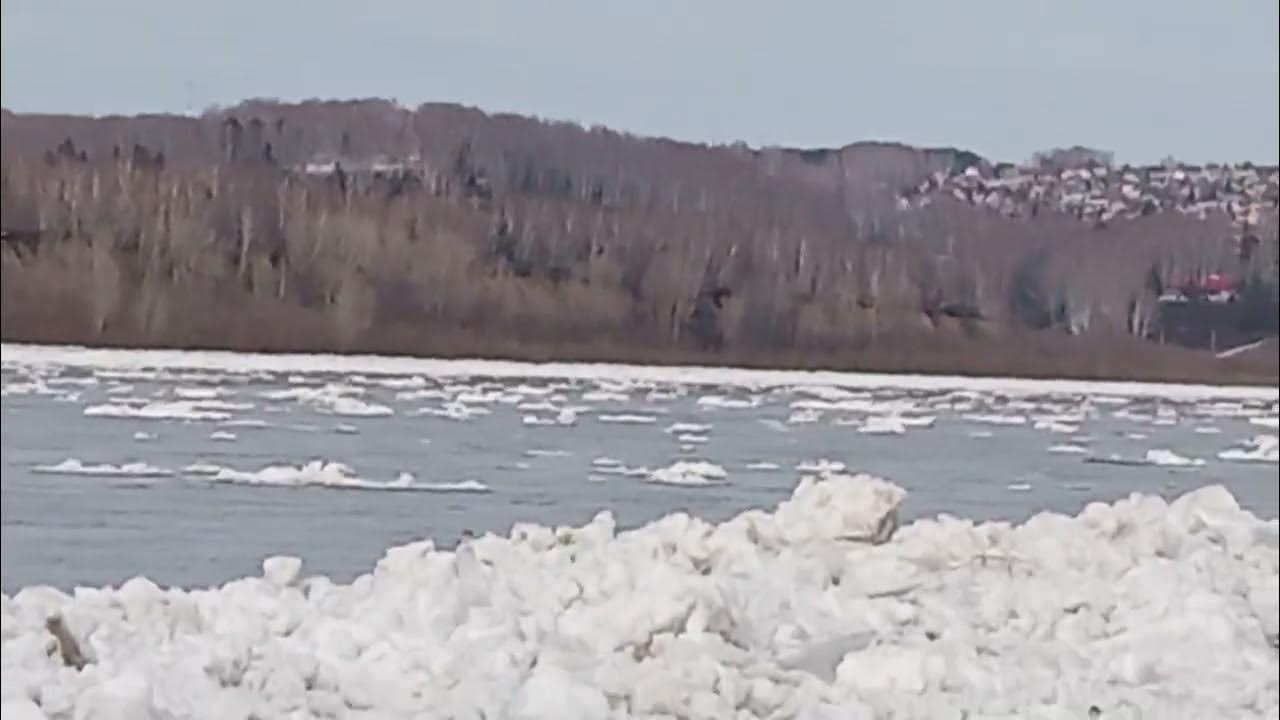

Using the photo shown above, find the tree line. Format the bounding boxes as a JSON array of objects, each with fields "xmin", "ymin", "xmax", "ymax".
[{"xmin": 1, "ymin": 99, "xmax": 1276, "ymax": 380}]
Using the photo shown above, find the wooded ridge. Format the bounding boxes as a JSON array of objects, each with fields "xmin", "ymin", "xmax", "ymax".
[{"xmin": 2, "ymin": 99, "xmax": 1276, "ymax": 383}]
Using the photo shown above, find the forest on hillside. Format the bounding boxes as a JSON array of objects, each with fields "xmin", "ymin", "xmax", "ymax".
[{"xmin": 1, "ymin": 99, "xmax": 1277, "ymax": 382}]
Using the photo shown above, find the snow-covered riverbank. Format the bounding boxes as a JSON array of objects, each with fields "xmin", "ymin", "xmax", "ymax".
[{"xmin": 2, "ymin": 472, "xmax": 1277, "ymax": 719}]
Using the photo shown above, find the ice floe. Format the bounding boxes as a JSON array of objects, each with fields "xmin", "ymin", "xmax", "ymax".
[
  {"xmin": 196, "ymin": 461, "xmax": 491, "ymax": 492},
  {"xmin": 646, "ymin": 461, "xmax": 729, "ymax": 487},
  {"xmin": 521, "ymin": 409, "xmax": 578, "ymax": 427},
  {"xmin": 665, "ymin": 422, "xmax": 711, "ymax": 435},
  {"xmin": 961, "ymin": 413, "xmax": 1027, "ymax": 426},
  {"xmin": 1218, "ymin": 435, "xmax": 1280, "ymax": 464},
  {"xmin": 82, "ymin": 401, "xmax": 232, "ymax": 422},
  {"xmin": 857, "ymin": 416, "xmax": 907, "ymax": 435},
  {"xmin": 596, "ymin": 414, "xmax": 658, "ymax": 425},
  {"xmin": 208, "ymin": 431, "xmax": 237, "ymax": 442},
  {"xmin": 1089, "ymin": 449, "xmax": 1205, "ymax": 468},
  {"xmin": 31, "ymin": 459, "xmax": 173, "ymax": 478}
]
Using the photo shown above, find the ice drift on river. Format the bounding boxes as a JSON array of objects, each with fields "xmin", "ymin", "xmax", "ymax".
[
  {"xmin": 30, "ymin": 459, "xmax": 173, "ymax": 478},
  {"xmin": 2, "ymin": 472, "xmax": 1276, "ymax": 718},
  {"xmin": 1219, "ymin": 434, "xmax": 1280, "ymax": 464}
]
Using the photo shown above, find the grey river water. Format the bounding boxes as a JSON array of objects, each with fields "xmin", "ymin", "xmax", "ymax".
[{"xmin": 2, "ymin": 349, "xmax": 1277, "ymax": 591}]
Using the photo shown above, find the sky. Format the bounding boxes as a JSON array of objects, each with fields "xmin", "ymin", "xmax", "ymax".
[{"xmin": 2, "ymin": 1, "xmax": 1277, "ymax": 165}]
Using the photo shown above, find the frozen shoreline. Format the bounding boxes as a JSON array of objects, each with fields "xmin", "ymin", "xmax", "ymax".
[
  {"xmin": 3, "ymin": 343, "xmax": 1277, "ymax": 401},
  {"xmin": 2, "ymin": 472, "xmax": 1276, "ymax": 718}
]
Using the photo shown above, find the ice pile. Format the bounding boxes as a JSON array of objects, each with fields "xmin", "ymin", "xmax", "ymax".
[{"xmin": 3, "ymin": 472, "xmax": 1276, "ymax": 719}]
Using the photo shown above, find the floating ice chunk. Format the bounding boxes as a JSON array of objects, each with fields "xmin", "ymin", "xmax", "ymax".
[
  {"xmin": 173, "ymin": 386, "xmax": 224, "ymax": 400},
  {"xmin": 1218, "ymin": 435, "xmax": 1279, "ymax": 464},
  {"xmin": 334, "ymin": 423, "xmax": 359, "ymax": 434},
  {"xmin": 1194, "ymin": 426, "xmax": 1223, "ymax": 435},
  {"xmin": 665, "ymin": 422, "xmax": 711, "ymax": 434},
  {"xmin": 1143, "ymin": 449, "xmax": 1205, "ymax": 467},
  {"xmin": 1048, "ymin": 443, "xmax": 1091, "ymax": 455},
  {"xmin": 697, "ymin": 394, "xmax": 760, "ymax": 409},
  {"xmin": 787, "ymin": 408, "xmax": 822, "ymax": 425},
  {"xmin": 1250, "ymin": 416, "xmax": 1280, "ymax": 430},
  {"xmin": 591, "ymin": 456, "xmax": 621, "ymax": 467},
  {"xmin": 409, "ymin": 477, "xmax": 491, "ymax": 493},
  {"xmin": 1089, "ymin": 449, "xmax": 1205, "ymax": 467},
  {"xmin": 181, "ymin": 462, "xmax": 223, "ymax": 476},
  {"xmin": 522, "ymin": 409, "xmax": 578, "ymax": 426},
  {"xmin": 962, "ymin": 413, "xmax": 1028, "ymax": 426},
  {"xmin": 858, "ymin": 416, "xmax": 906, "ymax": 435},
  {"xmin": 209, "ymin": 430, "xmax": 237, "ymax": 442},
  {"xmin": 132, "ymin": 431, "xmax": 155, "ymax": 442},
  {"xmin": 324, "ymin": 396, "xmax": 393, "ymax": 417},
  {"xmin": 596, "ymin": 413, "xmax": 657, "ymax": 424},
  {"xmin": 757, "ymin": 418, "xmax": 790, "ymax": 432},
  {"xmin": 676, "ymin": 433, "xmax": 709, "ymax": 444},
  {"xmin": 593, "ymin": 464, "xmax": 649, "ymax": 478},
  {"xmin": 221, "ymin": 418, "xmax": 270, "ymax": 428},
  {"xmin": 797, "ymin": 459, "xmax": 846, "ymax": 474},
  {"xmin": 374, "ymin": 375, "xmax": 427, "ymax": 390},
  {"xmin": 1033, "ymin": 419, "xmax": 1080, "ymax": 434},
  {"xmin": 524, "ymin": 449, "xmax": 571, "ymax": 458},
  {"xmin": 580, "ymin": 390, "xmax": 629, "ymax": 402},
  {"xmin": 647, "ymin": 461, "xmax": 728, "ymax": 486},
  {"xmin": 745, "ymin": 461, "xmax": 781, "ymax": 471},
  {"xmin": 32, "ymin": 459, "xmax": 173, "ymax": 477},
  {"xmin": 396, "ymin": 387, "xmax": 449, "ymax": 401},
  {"xmin": 84, "ymin": 401, "xmax": 231, "ymax": 421},
  {"xmin": 1007, "ymin": 482, "xmax": 1033, "ymax": 491},
  {"xmin": 202, "ymin": 461, "xmax": 491, "ymax": 492},
  {"xmin": 414, "ymin": 402, "xmax": 487, "ymax": 421}
]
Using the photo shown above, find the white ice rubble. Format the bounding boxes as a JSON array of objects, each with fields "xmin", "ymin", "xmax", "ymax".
[{"xmin": 2, "ymin": 472, "xmax": 1277, "ymax": 719}]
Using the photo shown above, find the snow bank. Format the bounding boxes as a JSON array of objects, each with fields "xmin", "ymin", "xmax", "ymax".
[
  {"xmin": 1219, "ymin": 435, "xmax": 1280, "ymax": 464},
  {"xmin": 31, "ymin": 459, "xmax": 173, "ymax": 478},
  {"xmin": 6, "ymin": 473, "xmax": 1272, "ymax": 717}
]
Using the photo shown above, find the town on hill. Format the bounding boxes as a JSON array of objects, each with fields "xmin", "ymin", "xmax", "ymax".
[{"xmin": 1, "ymin": 99, "xmax": 1276, "ymax": 383}]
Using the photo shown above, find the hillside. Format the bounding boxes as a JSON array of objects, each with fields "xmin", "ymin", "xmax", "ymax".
[{"xmin": 1, "ymin": 99, "xmax": 1277, "ymax": 383}]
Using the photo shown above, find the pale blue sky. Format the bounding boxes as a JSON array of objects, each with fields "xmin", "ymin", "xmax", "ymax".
[{"xmin": 3, "ymin": 1, "xmax": 1277, "ymax": 164}]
